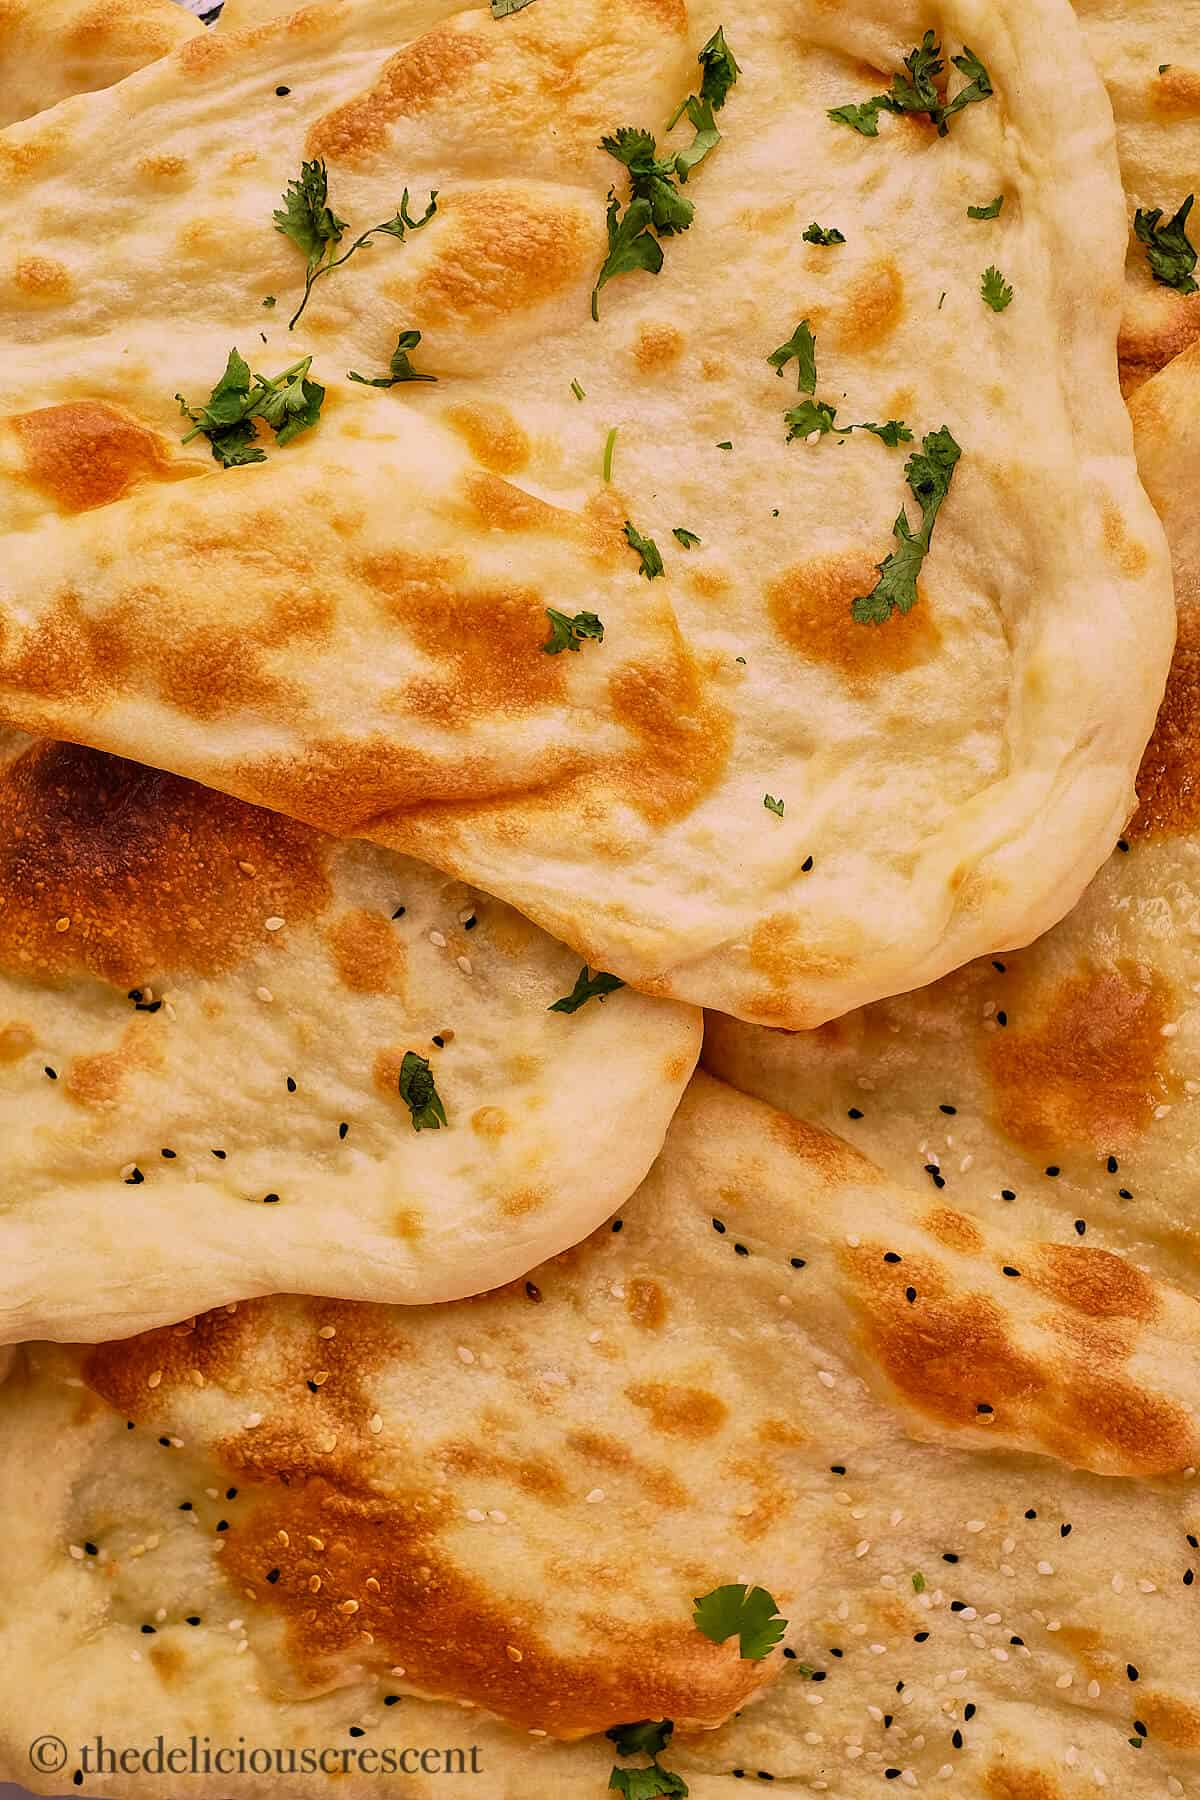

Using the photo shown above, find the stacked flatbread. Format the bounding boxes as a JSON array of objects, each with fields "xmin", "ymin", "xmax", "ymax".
[{"xmin": 1, "ymin": 0, "xmax": 1199, "ymax": 1797}]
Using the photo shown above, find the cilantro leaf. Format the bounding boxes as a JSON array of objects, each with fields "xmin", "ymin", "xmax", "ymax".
[
  {"xmin": 1134, "ymin": 195, "xmax": 1198, "ymax": 295},
  {"xmin": 275, "ymin": 163, "xmax": 437, "ymax": 327},
  {"xmin": 549, "ymin": 967, "xmax": 626, "ymax": 1012},
  {"xmin": 784, "ymin": 398, "xmax": 838, "ymax": 441},
  {"xmin": 697, "ymin": 25, "xmax": 740, "ymax": 112},
  {"xmin": 764, "ymin": 794, "xmax": 784, "ymax": 817},
  {"xmin": 911, "ymin": 1572, "xmax": 926, "ymax": 1593},
  {"xmin": 802, "ymin": 221, "xmax": 845, "ymax": 245},
  {"xmin": 767, "ymin": 319, "xmax": 817, "ymax": 392},
  {"xmin": 591, "ymin": 193, "xmax": 664, "ymax": 320},
  {"xmin": 692, "ymin": 1584, "xmax": 788, "ymax": 1660},
  {"xmin": 397, "ymin": 1051, "xmax": 447, "ymax": 1131},
  {"xmin": 177, "ymin": 349, "xmax": 324, "ymax": 466},
  {"xmin": 672, "ymin": 527, "xmax": 701, "ymax": 548},
  {"xmin": 981, "ymin": 265, "xmax": 1014, "ymax": 311},
  {"xmin": 624, "ymin": 521, "xmax": 665, "ymax": 579},
  {"xmin": 885, "ymin": 30, "xmax": 943, "ymax": 121},
  {"xmin": 848, "ymin": 419, "xmax": 913, "ymax": 446},
  {"xmin": 542, "ymin": 609, "xmax": 605, "ymax": 654},
  {"xmin": 828, "ymin": 98, "xmax": 885, "ymax": 136},
  {"xmin": 348, "ymin": 329, "xmax": 437, "ymax": 387},
  {"xmin": 607, "ymin": 1722, "xmax": 675, "ymax": 1760},
  {"xmin": 601, "ymin": 128, "xmax": 694, "ymax": 233},
  {"xmin": 852, "ymin": 426, "xmax": 962, "ymax": 625},
  {"xmin": 968, "ymin": 194, "xmax": 1004, "ymax": 220},
  {"xmin": 609, "ymin": 1769, "xmax": 688, "ymax": 1800},
  {"xmin": 491, "ymin": 0, "xmax": 537, "ymax": 14},
  {"xmin": 674, "ymin": 94, "xmax": 721, "ymax": 181},
  {"xmin": 944, "ymin": 47, "xmax": 993, "ymax": 123}
]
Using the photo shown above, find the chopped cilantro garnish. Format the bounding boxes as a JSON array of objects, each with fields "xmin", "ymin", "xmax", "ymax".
[
  {"xmin": 624, "ymin": 521, "xmax": 664, "ymax": 579},
  {"xmin": 347, "ymin": 329, "xmax": 436, "ymax": 387},
  {"xmin": 827, "ymin": 98, "xmax": 886, "ymax": 136},
  {"xmin": 274, "ymin": 160, "xmax": 437, "ymax": 328},
  {"xmin": 592, "ymin": 194, "xmax": 663, "ymax": 320},
  {"xmin": 981, "ymin": 265, "xmax": 1014, "ymax": 311},
  {"xmin": 549, "ymin": 967, "xmax": 625, "ymax": 1012},
  {"xmin": 850, "ymin": 419, "xmax": 913, "ymax": 446},
  {"xmin": 176, "ymin": 347, "xmax": 324, "ymax": 467},
  {"xmin": 571, "ymin": 379, "xmax": 586, "ymax": 402},
  {"xmin": 716, "ymin": 439, "xmax": 732, "ymax": 450},
  {"xmin": 767, "ymin": 319, "xmax": 817, "ymax": 392},
  {"xmin": 968, "ymin": 195, "xmax": 1004, "ymax": 220},
  {"xmin": 607, "ymin": 1722, "xmax": 675, "ymax": 1760},
  {"xmin": 802, "ymin": 221, "xmax": 845, "ymax": 244},
  {"xmin": 852, "ymin": 426, "xmax": 962, "ymax": 625},
  {"xmin": 398, "ymin": 1051, "xmax": 447, "ymax": 1131},
  {"xmin": 911, "ymin": 1571, "xmax": 926, "ymax": 1593},
  {"xmin": 1134, "ymin": 195, "xmax": 1198, "ymax": 295},
  {"xmin": 764, "ymin": 794, "xmax": 785, "ymax": 817},
  {"xmin": 601, "ymin": 128, "xmax": 694, "ymax": 234},
  {"xmin": 674, "ymin": 94, "xmax": 722, "ymax": 181},
  {"xmin": 697, "ymin": 25, "xmax": 740, "ymax": 111},
  {"xmin": 672, "ymin": 527, "xmax": 701, "ymax": 548},
  {"xmin": 491, "ymin": 0, "xmax": 537, "ymax": 14},
  {"xmin": 692, "ymin": 1584, "xmax": 787, "ymax": 1660},
  {"xmin": 830, "ymin": 34, "xmax": 992, "ymax": 139},
  {"xmin": 603, "ymin": 425, "xmax": 618, "ymax": 481},
  {"xmin": 262, "ymin": 295, "xmax": 277, "ymax": 307},
  {"xmin": 608, "ymin": 1769, "xmax": 688, "ymax": 1800},
  {"xmin": 542, "ymin": 609, "xmax": 605, "ymax": 654},
  {"xmin": 784, "ymin": 398, "xmax": 838, "ymax": 441}
]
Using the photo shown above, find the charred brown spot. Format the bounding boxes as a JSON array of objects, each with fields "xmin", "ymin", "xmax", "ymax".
[
  {"xmin": 1132, "ymin": 606, "xmax": 1200, "ymax": 841},
  {"xmin": 325, "ymin": 908, "xmax": 406, "ymax": 996},
  {"xmin": 0, "ymin": 742, "xmax": 331, "ymax": 989},
  {"xmin": 12, "ymin": 255, "xmax": 71, "ymax": 301},
  {"xmin": 833, "ymin": 258, "xmax": 904, "ymax": 351},
  {"xmin": 625, "ymin": 1382, "xmax": 727, "ymax": 1439},
  {"xmin": 625, "ymin": 1279, "xmax": 668, "ymax": 1331},
  {"xmin": 443, "ymin": 404, "xmax": 531, "ymax": 476},
  {"xmin": 767, "ymin": 552, "xmax": 940, "ymax": 688},
  {"xmin": 0, "ymin": 1022, "xmax": 33, "ymax": 1063},
  {"xmin": 923, "ymin": 1207, "xmax": 984, "ymax": 1255},
  {"xmin": 396, "ymin": 189, "xmax": 597, "ymax": 328},
  {"xmin": 306, "ymin": 23, "xmax": 491, "ymax": 161},
  {"xmin": 633, "ymin": 323, "xmax": 684, "ymax": 371},
  {"xmin": 983, "ymin": 960, "xmax": 1175, "ymax": 1157},
  {"xmin": 1029, "ymin": 1244, "xmax": 1158, "ymax": 1324},
  {"xmin": 9, "ymin": 402, "xmax": 191, "ymax": 515},
  {"xmin": 984, "ymin": 1771, "xmax": 1063, "ymax": 1800}
]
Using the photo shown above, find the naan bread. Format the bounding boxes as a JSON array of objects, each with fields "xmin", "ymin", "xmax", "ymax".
[
  {"xmin": 706, "ymin": 340, "xmax": 1200, "ymax": 1294},
  {"xmin": 0, "ymin": 0, "xmax": 1174, "ymax": 1027},
  {"xmin": 0, "ymin": 0, "xmax": 200, "ymax": 129},
  {"xmin": 0, "ymin": 735, "xmax": 698, "ymax": 1344},
  {"xmin": 5, "ymin": 1074, "xmax": 1200, "ymax": 1796},
  {"xmin": 1075, "ymin": 0, "xmax": 1200, "ymax": 390}
]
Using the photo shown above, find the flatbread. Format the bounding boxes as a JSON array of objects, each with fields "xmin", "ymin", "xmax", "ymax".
[
  {"xmin": 0, "ymin": 0, "xmax": 1174, "ymax": 1027},
  {"xmin": 0, "ymin": 735, "xmax": 698, "ymax": 1344},
  {"xmin": 0, "ymin": 0, "xmax": 200, "ymax": 129},
  {"xmin": 706, "ymin": 339, "xmax": 1200, "ymax": 1296},
  {"xmin": 1075, "ymin": 0, "xmax": 1200, "ymax": 390},
  {"xmin": 5, "ymin": 1072, "xmax": 1200, "ymax": 1800}
]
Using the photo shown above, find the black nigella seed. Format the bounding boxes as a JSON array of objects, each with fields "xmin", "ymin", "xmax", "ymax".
[
  {"xmin": 84, "ymin": 1542, "xmax": 98, "ymax": 1556},
  {"xmin": 1119, "ymin": 1188, "xmax": 1133, "ymax": 1200},
  {"xmin": 263, "ymin": 1193, "xmax": 280, "ymax": 1204},
  {"xmin": 611, "ymin": 1220, "xmax": 623, "ymax": 1233},
  {"xmin": 952, "ymin": 1729, "xmax": 963, "ymax": 1749},
  {"xmin": 1190, "ymin": 1534, "xmax": 1199, "ymax": 1549},
  {"xmin": 942, "ymin": 1552, "xmax": 959, "ymax": 1563},
  {"xmin": 141, "ymin": 1625, "xmax": 156, "ymax": 1635},
  {"xmin": 44, "ymin": 1066, "xmax": 58, "ymax": 1080},
  {"xmin": 964, "ymin": 1704, "xmax": 976, "ymax": 1721},
  {"xmin": 1185, "ymin": 1569, "xmax": 1195, "ymax": 1586},
  {"xmin": 885, "ymin": 1770, "xmax": 900, "ymax": 1780},
  {"xmin": 349, "ymin": 1728, "xmax": 365, "ymax": 1740},
  {"xmin": 712, "ymin": 1218, "xmax": 727, "ymax": 1234},
  {"xmin": 996, "ymin": 1010, "xmax": 1007, "ymax": 1026},
  {"xmin": 392, "ymin": 906, "xmax": 406, "ymax": 919},
  {"xmin": 126, "ymin": 1168, "xmax": 145, "ymax": 1185},
  {"xmin": 847, "ymin": 1107, "xmax": 864, "ymax": 1120},
  {"xmin": 307, "ymin": 1381, "xmax": 319, "ymax": 1394},
  {"xmin": 524, "ymin": 1281, "xmax": 542, "ymax": 1303},
  {"xmin": 1118, "ymin": 838, "xmax": 1130, "ymax": 853},
  {"xmin": 464, "ymin": 916, "xmax": 477, "ymax": 931},
  {"xmin": 1001, "ymin": 1189, "xmax": 1016, "ymax": 1201},
  {"xmin": 992, "ymin": 959, "xmax": 1006, "ymax": 972},
  {"xmin": 810, "ymin": 1671, "xmax": 826, "ymax": 1683},
  {"xmin": 830, "ymin": 1647, "xmax": 843, "ymax": 1657},
  {"xmin": 275, "ymin": 84, "xmax": 291, "ymax": 95},
  {"xmin": 782, "ymin": 1648, "xmax": 795, "ymax": 1660},
  {"xmin": 801, "ymin": 856, "xmax": 814, "ymax": 873},
  {"xmin": 186, "ymin": 1616, "xmax": 200, "ymax": 1625},
  {"xmin": 791, "ymin": 1256, "xmax": 807, "ymax": 1268},
  {"xmin": 905, "ymin": 1287, "xmax": 917, "ymax": 1303},
  {"xmin": 1127, "ymin": 1665, "xmax": 1139, "ymax": 1682},
  {"xmin": 74, "ymin": 1775, "xmax": 83, "ymax": 1788},
  {"xmin": 179, "ymin": 1502, "xmax": 192, "ymax": 1512},
  {"xmin": 384, "ymin": 1696, "xmax": 400, "ymax": 1707},
  {"xmin": 339, "ymin": 1123, "xmax": 349, "ymax": 1140},
  {"xmin": 1026, "ymin": 1509, "xmax": 1038, "ymax": 1519},
  {"xmin": 1010, "ymin": 1635, "xmax": 1024, "ymax": 1646},
  {"xmin": 216, "ymin": 1521, "xmax": 229, "ymax": 1533},
  {"xmin": 286, "ymin": 1076, "xmax": 297, "ymax": 1093},
  {"xmin": 830, "ymin": 1465, "xmax": 846, "ymax": 1476},
  {"xmin": 884, "ymin": 1252, "xmax": 902, "ymax": 1264},
  {"xmin": 976, "ymin": 1403, "xmax": 993, "ymax": 1414},
  {"xmin": 431, "ymin": 1035, "xmax": 444, "ymax": 1048},
  {"xmin": 226, "ymin": 1489, "xmax": 238, "ymax": 1500},
  {"xmin": 1045, "ymin": 1165, "xmax": 1060, "ymax": 1178},
  {"xmin": 734, "ymin": 1243, "xmax": 750, "ymax": 1257},
  {"xmin": 939, "ymin": 1104, "xmax": 957, "ymax": 1115},
  {"xmin": 161, "ymin": 1148, "xmax": 176, "ymax": 1160},
  {"xmin": 883, "ymin": 1715, "xmax": 893, "ymax": 1728},
  {"xmin": 1108, "ymin": 1155, "xmax": 1119, "ymax": 1173},
  {"xmin": 1061, "ymin": 1523, "xmax": 1072, "ymax": 1537},
  {"xmin": 212, "ymin": 1149, "xmax": 227, "ymax": 1159},
  {"xmin": 1134, "ymin": 1721, "xmax": 1148, "ymax": 1738},
  {"xmin": 950, "ymin": 1601, "xmax": 966, "ymax": 1613},
  {"xmin": 914, "ymin": 1631, "xmax": 929, "ymax": 1642},
  {"xmin": 266, "ymin": 1569, "xmax": 280, "ymax": 1584},
  {"xmin": 1002, "ymin": 1266, "xmax": 1021, "ymax": 1278},
  {"xmin": 1074, "ymin": 1220, "xmax": 1086, "ymax": 1235}
]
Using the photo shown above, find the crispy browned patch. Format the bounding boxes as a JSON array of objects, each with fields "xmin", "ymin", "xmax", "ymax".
[
  {"xmin": 0, "ymin": 1022, "xmax": 33, "ymax": 1063},
  {"xmin": 306, "ymin": 24, "xmax": 491, "ymax": 160},
  {"xmin": 833, "ymin": 259, "xmax": 904, "ymax": 351},
  {"xmin": 1120, "ymin": 298, "xmax": 1200, "ymax": 394},
  {"xmin": 625, "ymin": 1382, "xmax": 727, "ymax": 1439},
  {"xmin": 767, "ymin": 552, "xmax": 940, "ymax": 687},
  {"xmin": 768, "ymin": 1106, "xmax": 883, "ymax": 1183},
  {"xmin": 985, "ymin": 1770, "xmax": 1062, "ymax": 1800},
  {"xmin": 470, "ymin": 1105, "xmax": 510, "ymax": 1139},
  {"xmin": 983, "ymin": 961, "xmax": 1174, "ymax": 1157},
  {"xmin": 1100, "ymin": 499, "xmax": 1150, "ymax": 578},
  {"xmin": 1138, "ymin": 1693, "xmax": 1200, "ymax": 1749},
  {"xmin": 923, "ymin": 1207, "xmax": 983, "ymax": 1255},
  {"xmin": 393, "ymin": 1207, "xmax": 423, "ymax": 1242},
  {"xmin": 325, "ymin": 909, "xmax": 405, "ymax": 996},
  {"xmin": 357, "ymin": 548, "xmax": 563, "ymax": 727},
  {"xmin": 444, "ymin": 404, "xmax": 531, "ymax": 475},
  {"xmin": 1150, "ymin": 65, "xmax": 1200, "ymax": 117},
  {"xmin": 459, "ymin": 472, "xmax": 563, "ymax": 536},
  {"xmin": 626, "ymin": 1279, "xmax": 668, "ymax": 1331},
  {"xmin": 148, "ymin": 1643, "xmax": 186, "ymax": 1686},
  {"xmin": 499, "ymin": 1188, "xmax": 545, "ymax": 1218},
  {"xmin": 9, "ymin": 402, "xmax": 189, "ymax": 515},
  {"xmin": 0, "ymin": 742, "xmax": 331, "ymax": 989},
  {"xmin": 633, "ymin": 323, "xmax": 684, "ymax": 370},
  {"xmin": 137, "ymin": 152, "xmax": 188, "ymax": 181},
  {"xmin": 63, "ymin": 1024, "xmax": 162, "ymax": 1109},
  {"xmin": 608, "ymin": 640, "xmax": 732, "ymax": 826},
  {"xmin": 404, "ymin": 189, "xmax": 597, "ymax": 327},
  {"xmin": 1132, "ymin": 605, "xmax": 1200, "ymax": 840},
  {"xmin": 744, "ymin": 916, "xmax": 853, "ymax": 1024},
  {"xmin": 12, "ymin": 255, "xmax": 71, "ymax": 301},
  {"xmin": 1029, "ymin": 1244, "xmax": 1157, "ymax": 1323}
]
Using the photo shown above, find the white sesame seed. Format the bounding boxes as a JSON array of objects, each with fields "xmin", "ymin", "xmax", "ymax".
[
  {"xmin": 1036, "ymin": 1560, "xmax": 1054, "ymax": 1575},
  {"xmin": 948, "ymin": 1669, "xmax": 967, "ymax": 1683},
  {"xmin": 238, "ymin": 862, "xmax": 256, "ymax": 877},
  {"xmin": 587, "ymin": 1330, "xmax": 602, "ymax": 1343},
  {"xmin": 999, "ymin": 1564, "xmax": 1015, "ymax": 1578},
  {"xmin": 369, "ymin": 1414, "xmax": 383, "ymax": 1435},
  {"xmin": 965, "ymin": 1520, "xmax": 985, "ymax": 1533},
  {"xmin": 1136, "ymin": 1578, "xmax": 1156, "ymax": 1592},
  {"xmin": 1087, "ymin": 1680, "xmax": 1100, "ymax": 1699},
  {"xmin": 319, "ymin": 1433, "xmax": 338, "ymax": 1453},
  {"xmin": 1162, "ymin": 1022, "xmax": 1180, "ymax": 1037},
  {"xmin": 264, "ymin": 916, "xmax": 285, "ymax": 932},
  {"xmin": 890, "ymin": 1510, "xmax": 904, "ymax": 1526},
  {"xmin": 55, "ymin": 916, "xmax": 70, "ymax": 933},
  {"xmin": 456, "ymin": 1346, "xmax": 476, "ymax": 1365},
  {"xmin": 855, "ymin": 1540, "xmax": 871, "ymax": 1558},
  {"xmin": 983, "ymin": 1612, "xmax": 1001, "ymax": 1625},
  {"xmin": 318, "ymin": 1326, "xmax": 336, "ymax": 1339},
  {"xmin": 958, "ymin": 1607, "xmax": 977, "ymax": 1621},
  {"xmin": 869, "ymin": 1643, "xmax": 887, "ymax": 1655},
  {"xmin": 256, "ymin": 986, "xmax": 274, "ymax": 1003},
  {"xmin": 845, "ymin": 1234, "xmax": 861, "ymax": 1248},
  {"xmin": 901, "ymin": 1773, "xmax": 918, "ymax": 1789},
  {"xmin": 1002, "ymin": 1537, "xmax": 1015, "ymax": 1554},
  {"xmin": 429, "ymin": 930, "xmax": 447, "ymax": 948},
  {"xmin": 243, "ymin": 1412, "xmax": 263, "ymax": 1429},
  {"xmin": 805, "ymin": 429, "xmax": 822, "ymax": 445},
  {"xmin": 1111, "ymin": 1574, "xmax": 1124, "ymax": 1593},
  {"xmin": 456, "ymin": 956, "xmax": 473, "ymax": 974},
  {"xmin": 1168, "ymin": 1779, "xmax": 1184, "ymax": 1797},
  {"xmin": 1056, "ymin": 1673, "xmax": 1072, "ymax": 1688},
  {"xmin": 68, "ymin": 1545, "xmax": 84, "ymax": 1560},
  {"xmin": 227, "ymin": 1618, "xmax": 243, "ymax": 1632},
  {"xmin": 818, "ymin": 1370, "xmax": 836, "ymax": 1388},
  {"xmin": 147, "ymin": 1370, "xmax": 163, "ymax": 1389},
  {"xmin": 466, "ymin": 1509, "xmax": 485, "ymax": 1523},
  {"xmin": 390, "ymin": 1667, "xmax": 406, "ymax": 1679},
  {"xmin": 1091, "ymin": 1770, "xmax": 1106, "ymax": 1788}
]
